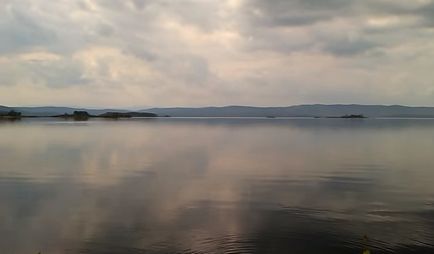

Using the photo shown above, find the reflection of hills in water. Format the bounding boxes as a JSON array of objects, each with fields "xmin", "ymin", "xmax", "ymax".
[{"xmin": 3, "ymin": 117, "xmax": 434, "ymax": 130}]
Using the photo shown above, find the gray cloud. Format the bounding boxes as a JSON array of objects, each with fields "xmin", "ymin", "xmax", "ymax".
[
  {"xmin": 246, "ymin": 0, "xmax": 433, "ymax": 28},
  {"xmin": 417, "ymin": 2, "xmax": 434, "ymax": 26},
  {"xmin": 0, "ymin": 5, "xmax": 57, "ymax": 54},
  {"xmin": 0, "ymin": 56, "xmax": 89, "ymax": 88},
  {"xmin": 322, "ymin": 38, "xmax": 378, "ymax": 56},
  {"xmin": 0, "ymin": 0, "xmax": 434, "ymax": 106},
  {"xmin": 244, "ymin": 0, "xmax": 353, "ymax": 27},
  {"xmin": 26, "ymin": 60, "xmax": 89, "ymax": 88}
]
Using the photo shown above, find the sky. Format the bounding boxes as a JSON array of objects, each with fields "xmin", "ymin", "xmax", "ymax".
[{"xmin": 0, "ymin": 0, "xmax": 434, "ymax": 108}]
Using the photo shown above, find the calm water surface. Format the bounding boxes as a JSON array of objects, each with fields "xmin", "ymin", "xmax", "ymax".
[{"xmin": 1, "ymin": 118, "xmax": 434, "ymax": 253}]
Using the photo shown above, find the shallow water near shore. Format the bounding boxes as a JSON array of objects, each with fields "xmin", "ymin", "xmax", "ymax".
[{"xmin": 1, "ymin": 118, "xmax": 434, "ymax": 253}]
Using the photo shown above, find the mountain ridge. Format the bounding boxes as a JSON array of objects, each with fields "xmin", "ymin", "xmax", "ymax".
[
  {"xmin": 12, "ymin": 106, "xmax": 129, "ymax": 116},
  {"xmin": 2, "ymin": 104, "xmax": 434, "ymax": 117},
  {"xmin": 142, "ymin": 104, "xmax": 434, "ymax": 118}
]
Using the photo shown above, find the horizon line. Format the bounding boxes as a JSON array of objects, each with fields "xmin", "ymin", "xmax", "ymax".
[{"xmin": 3, "ymin": 103, "xmax": 434, "ymax": 110}]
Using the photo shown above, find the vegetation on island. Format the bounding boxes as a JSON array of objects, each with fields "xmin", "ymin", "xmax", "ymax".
[
  {"xmin": 56, "ymin": 111, "xmax": 91, "ymax": 121},
  {"xmin": 53, "ymin": 111, "xmax": 157, "ymax": 120},
  {"xmin": 340, "ymin": 114, "xmax": 366, "ymax": 118},
  {"xmin": 323, "ymin": 114, "xmax": 367, "ymax": 119},
  {"xmin": 0, "ymin": 110, "xmax": 22, "ymax": 119},
  {"xmin": 0, "ymin": 109, "xmax": 157, "ymax": 121}
]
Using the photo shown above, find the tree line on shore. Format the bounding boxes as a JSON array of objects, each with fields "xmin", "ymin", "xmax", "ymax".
[
  {"xmin": 0, "ymin": 110, "xmax": 157, "ymax": 120},
  {"xmin": 0, "ymin": 110, "xmax": 22, "ymax": 119}
]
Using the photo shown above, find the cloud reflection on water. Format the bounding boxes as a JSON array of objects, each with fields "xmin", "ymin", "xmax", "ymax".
[{"xmin": 1, "ymin": 118, "xmax": 434, "ymax": 253}]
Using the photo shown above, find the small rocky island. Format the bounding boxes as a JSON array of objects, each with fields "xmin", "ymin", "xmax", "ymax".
[
  {"xmin": 0, "ymin": 110, "xmax": 22, "ymax": 119},
  {"xmin": 339, "ymin": 114, "xmax": 366, "ymax": 118},
  {"xmin": 54, "ymin": 111, "xmax": 157, "ymax": 120},
  {"xmin": 56, "ymin": 111, "xmax": 91, "ymax": 120},
  {"xmin": 322, "ymin": 114, "xmax": 367, "ymax": 119}
]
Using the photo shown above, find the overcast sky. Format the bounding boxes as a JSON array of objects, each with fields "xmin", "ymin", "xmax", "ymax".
[{"xmin": 1, "ymin": 0, "xmax": 434, "ymax": 107}]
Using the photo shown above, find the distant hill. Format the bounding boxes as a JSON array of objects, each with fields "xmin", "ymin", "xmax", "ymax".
[
  {"xmin": 3, "ymin": 104, "xmax": 434, "ymax": 118},
  {"xmin": 99, "ymin": 112, "xmax": 157, "ymax": 118},
  {"xmin": 13, "ymin": 107, "xmax": 128, "ymax": 117},
  {"xmin": 142, "ymin": 105, "xmax": 434, "ymax": 118},
  {"xmin": 0, "ymin": 105, "xmax": 11, "ymax": 113}
]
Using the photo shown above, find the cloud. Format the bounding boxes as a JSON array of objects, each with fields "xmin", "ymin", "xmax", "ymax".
[
  {"xmin": 0, "ymin": 0, "xmax": 434, "ymax": 106},
  {"xmin": 0, "ymin": 52, "xmax": 89, "ymax": 88},
  {"xmin": 0, "ymin": 5, "xmax": 57, "ymax": 54}
]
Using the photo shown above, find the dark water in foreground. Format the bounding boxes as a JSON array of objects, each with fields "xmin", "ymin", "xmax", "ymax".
[{"xmin": 1, "ymin": 118, "xmax": 434, "ymax": 254}]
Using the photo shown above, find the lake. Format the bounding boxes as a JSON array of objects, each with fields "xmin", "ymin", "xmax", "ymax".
[{"xmin": 1, "ymin": 118, "xmax": 434, "ymax": 253}]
